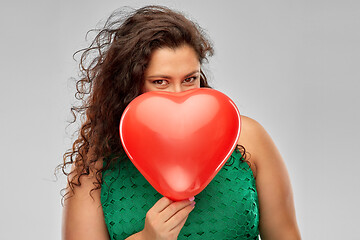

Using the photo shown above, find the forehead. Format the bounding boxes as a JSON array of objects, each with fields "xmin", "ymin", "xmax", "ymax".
[{"xmin": 145, "ymin": 45, "xmax": 200, "ymax": 76}]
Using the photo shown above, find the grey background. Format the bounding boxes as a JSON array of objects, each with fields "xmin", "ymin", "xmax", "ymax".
[{"xmin": 0, "ymin": 0, "xmax": 359, "ymax": 239}]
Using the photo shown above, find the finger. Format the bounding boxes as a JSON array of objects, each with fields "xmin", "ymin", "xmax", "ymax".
[
  {"xmin": 169, "ymin": 215, "xmax": 189, "ymax": 235},
  {"xmin": 151, "ymin": 197, "xmax": 173, "ymax": 214},
  {"xmin": 160, "ymin": 199, "xmax": 194, "ymax": 222},
  {"xmin": 164, "ymin": 203, "xmax": 195, "ymax": 230}
]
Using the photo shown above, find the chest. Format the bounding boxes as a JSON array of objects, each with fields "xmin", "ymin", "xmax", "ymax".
[{"xmin": 101, "ymin": 155, "xmax": 260, "ymax": 239}]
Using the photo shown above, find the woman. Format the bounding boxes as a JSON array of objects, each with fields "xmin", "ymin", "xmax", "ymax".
[{"xmin": 61, "ymin": 5, "xmax": 301, "ymax": 240}]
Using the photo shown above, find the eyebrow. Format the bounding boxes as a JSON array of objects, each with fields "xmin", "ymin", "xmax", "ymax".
[{"xmin": 146, "ymin": 70, "xmax": 200, "ymax": 79}]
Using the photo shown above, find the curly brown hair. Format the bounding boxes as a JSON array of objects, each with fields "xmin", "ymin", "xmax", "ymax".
[{"xmin": 60, "ymin": 5, "xmax": 248, "ymax": 201}]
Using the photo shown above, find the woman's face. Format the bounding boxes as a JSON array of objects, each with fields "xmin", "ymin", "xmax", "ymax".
[{"xmin": 142, "ymin": 44, "xmax": 201, "ymax": 93}]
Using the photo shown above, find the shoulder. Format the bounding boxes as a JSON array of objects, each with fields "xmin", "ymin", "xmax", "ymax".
[
  {"xmin": 62, "ymin": 158, "xmax": 109, "ymax": 239},
  {"xmin": 238, "ymin": 115, "xmax": 268, "ymax": 147},
  {"xmin": 238, "ymin": 115, "xmax": 280, "ymax": 166},
  {"xmin": 65, "ymin": 157, "xmax": 104, "ymax": 208},
  {"xmin": 237, "ymin": 115, "xmax": 269, "ymax": 178},
  {"xmin": 238, "ymin": 116, "xmax": 301, "ymax": 238}
]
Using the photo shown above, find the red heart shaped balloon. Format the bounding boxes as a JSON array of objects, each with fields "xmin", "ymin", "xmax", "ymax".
[{"xmin": 119, "ymin": 88, "xmax": 241, "ymax": 201}]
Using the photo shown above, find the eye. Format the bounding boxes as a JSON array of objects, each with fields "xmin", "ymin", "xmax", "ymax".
[
  {"xmin": 183, "ymin": 76, "xmax": 198, "ymax": 83},
  {"xmin": 152, "ymin": 80, "xmax": 168, "ymax": 86}
]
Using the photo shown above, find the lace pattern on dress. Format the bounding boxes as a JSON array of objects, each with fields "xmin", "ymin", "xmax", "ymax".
[{"xmin": 101, "ymin": 150, "xmax": 259, "ymax": 239}]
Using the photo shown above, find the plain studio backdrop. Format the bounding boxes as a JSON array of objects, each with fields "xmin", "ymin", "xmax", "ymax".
[{"xmin": 0, "ymin": 0, "xmax": 359, "ymax": 239}]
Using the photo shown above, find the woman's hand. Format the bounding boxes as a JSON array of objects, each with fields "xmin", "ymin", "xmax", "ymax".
[{"xmin": 140, "ymin": 196, "xmax": 195, "ymax": 240}]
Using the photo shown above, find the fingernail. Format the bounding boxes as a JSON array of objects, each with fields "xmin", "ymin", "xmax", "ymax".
[
  {"xmin": 188, "ymin": 196, "xmax": 195, "ymax": 201},
  {"xmin": 190, "ymin": 201, "xmax": 196, "ymax": 207}
]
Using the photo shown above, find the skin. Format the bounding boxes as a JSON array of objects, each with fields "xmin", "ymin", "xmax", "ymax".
[
  {"xmin": 142, "ymin": 45, "xmax": 201, "ymax": 93},
  {"xmin": 62, "ymin": 44, "xmax": 301, "ymax": 240}
]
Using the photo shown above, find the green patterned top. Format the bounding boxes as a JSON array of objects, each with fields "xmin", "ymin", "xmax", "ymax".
[{"xmin": 101, "ymin": 149, "xmax": 260, "ymax": 239}]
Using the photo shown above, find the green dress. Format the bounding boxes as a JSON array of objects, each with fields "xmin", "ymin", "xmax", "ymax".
[{"xmin": 101, "ymin": 149, "xmax": 260, "ymax": 239}]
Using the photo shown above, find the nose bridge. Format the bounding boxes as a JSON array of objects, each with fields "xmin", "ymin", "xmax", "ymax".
[
  {"xmin": 173, "ymin": 82, "xmax": 183, "ymax": 93},
  {"xmin": 171, "ymin": 80, "xmax": 183, "ymax": 92}
]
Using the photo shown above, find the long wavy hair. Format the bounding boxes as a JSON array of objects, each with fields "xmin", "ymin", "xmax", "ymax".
[{"xmin": 60, "ymin": 5, "xmax": 249, "ymax": 201}]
